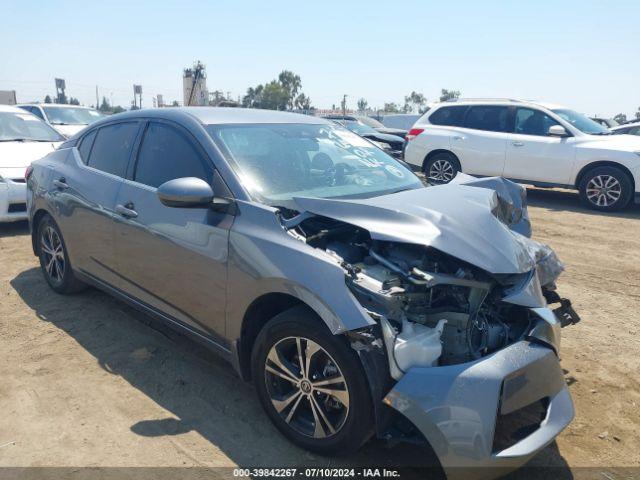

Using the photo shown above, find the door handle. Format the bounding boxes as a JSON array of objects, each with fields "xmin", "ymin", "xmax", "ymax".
[
  {"xmin": 115, "ymin": 203, "xmax": 138, "ymax": 219},
  {"xmin": 53, "ymin": 177, "xmax": 69, "ymax": 189},
  {"xmin": 452, "ymin": 136, "xmax": 464, "ymax": 141},
  {"xmin": 512, "ymin": 141, "xmax": 524, "ymax": 147}
]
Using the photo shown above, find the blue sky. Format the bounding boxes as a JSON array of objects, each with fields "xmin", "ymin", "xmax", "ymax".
[{"xmin": 1, "ymin": 0, "xmax": 638, "ymax": 117}]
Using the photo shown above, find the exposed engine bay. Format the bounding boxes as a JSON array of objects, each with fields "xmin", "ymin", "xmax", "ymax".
[
  {"xmin": 291, "ymin": 216, "xmax": 540, "ymax": 368},
  {"xmin": 279, "ymin": 176, "xmax": 579, "ymax": 378}
]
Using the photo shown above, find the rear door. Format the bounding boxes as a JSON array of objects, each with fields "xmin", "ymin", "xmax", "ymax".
[
  {"xmin": 53, "ymin": 121, "xmax": 141, "ymax": 287},
  {"xmin": 450, "ymin": 105, "xmax": 510, "ymax": 176},
  {"xmin": 113, "ymin": 120, "xmax": 232, "ymax": 339},
  {"xmin": 503, "ymin": 107, "xmax": 576, "ymax": 184}
]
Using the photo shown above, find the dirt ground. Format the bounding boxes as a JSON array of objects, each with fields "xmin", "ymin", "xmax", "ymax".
[{"xmin": 1, "ymin": 188, "xmax": 639, "ymax": 479}]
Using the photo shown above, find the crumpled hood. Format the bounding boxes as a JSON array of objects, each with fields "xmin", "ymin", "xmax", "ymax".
[{"xmin": 293, "ymin": 179, "xmax": 545, "ymax": 275}]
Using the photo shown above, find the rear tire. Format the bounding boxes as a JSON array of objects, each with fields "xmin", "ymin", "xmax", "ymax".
[
  {"xmin": 578, "ymin": 166, "xmax": 632, "ymax": 211},
  {"xmin": 36, "ymin": 214, "xmax": 87, "ymax": 294},
  {"xmin": 424, "ymin": 152, "xmax": 460, "ymax": 184},
  {"xmin": 251, "ymin": 306, "xmax": 374, "ymax": 455}
]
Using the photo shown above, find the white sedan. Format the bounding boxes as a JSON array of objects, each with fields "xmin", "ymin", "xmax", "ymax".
[
  {"xmin": 17, "ymin": 104, "xmax": 105, "ymax": 138},
  {"xmin": 0, "ymin": 105, "xmax": 64, "ymax": 222}
]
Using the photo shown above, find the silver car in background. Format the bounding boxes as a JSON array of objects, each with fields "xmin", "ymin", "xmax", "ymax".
[{"xmin": 26, "ymin": 108, "xmax": 577, "ymax": 479}]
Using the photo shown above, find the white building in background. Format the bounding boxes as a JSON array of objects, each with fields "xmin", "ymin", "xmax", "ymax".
[{"xmin": 183, "ymin": 62, "xmax": 208, "ymax": 106}]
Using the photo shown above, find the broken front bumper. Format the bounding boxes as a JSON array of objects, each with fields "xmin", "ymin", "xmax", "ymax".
[{"xmin": 383, "ymin": 340, "xmax": 574, "ymax": 480}]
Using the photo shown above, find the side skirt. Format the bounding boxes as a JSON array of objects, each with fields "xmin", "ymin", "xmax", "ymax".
[{"xmin": 75, "ymin": 269, "xmax": 236, "ymax": 366}]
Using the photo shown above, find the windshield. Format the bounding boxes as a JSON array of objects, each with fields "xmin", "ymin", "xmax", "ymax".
[
  {"xmin": 43, "ymin": 107, "xmax": 105, "ymax": 125},
  {"xmin": 552, "ymin": 109, "xmax": 610, "ymax": 135},
  {"xmin": 357, "ymin": 116, "xmax": 384, "ymax": 128},
  {"xmin": 342, "ymin": 121, "xmax": 378, "ymax": 135},
  {"xmin": 0, "ymin": 111, "xmax": 65, "ymax": 142},
  {"xmin": 207, "ymin": 123, "xmax": 422, "ymax": 207}
]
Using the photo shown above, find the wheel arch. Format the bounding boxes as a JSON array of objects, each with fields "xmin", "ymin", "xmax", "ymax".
[
  {"xmin": 575, "ymin": 161, "xmax": 636, "ymax": 191},
  {"xmin": 237, "ymin": 293, "xmax": 323, "ymax": 381},
  {"xmin": 422, "ymin": 149, "xmax": 461, "ymax": 173},
  {"xmin": 31, "ymin": 208, "xmax": 52, "ymax": 256}
]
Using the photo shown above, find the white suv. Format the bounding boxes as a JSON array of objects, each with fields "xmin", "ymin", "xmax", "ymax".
[{"xmin": 404, "ymin": 99, "xmax": 640, "ymax": 211}]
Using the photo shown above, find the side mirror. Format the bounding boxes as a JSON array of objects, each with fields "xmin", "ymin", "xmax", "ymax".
[
  {"xmin": 157, "ymin": 177, "xmax": 214, "ymax": 208},
  {"xmin": 548, "ymin": 125, "xmax": 569, "ymax": 137}
]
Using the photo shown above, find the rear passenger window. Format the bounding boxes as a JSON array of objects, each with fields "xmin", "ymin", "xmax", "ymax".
[
  {"xmin": 464, "ymin": 106, "xmax": 510, "ymax": 132},
  {"xmin": 514, "ymin": 108, "xmax": 560, "ymax": 136},
  {"xmin": 429, "ymin": 106, "xmax": 467, "ymax": 126},
  {"xmin": 87, "ymin": 123, "xmax": 138, "ymax": 177},
  {"xmin": 77, "ymin": 130, "xmax": 97, "ymax": 164},
  {"xmin": 134, "ymin": 122, "xmax": 211, "ymax": 188}
]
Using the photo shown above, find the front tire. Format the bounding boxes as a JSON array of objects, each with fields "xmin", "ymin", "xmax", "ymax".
[
  {"xmin": 424, "ymin": 152, "xmax": 460, "ymax": 184},
  {"xmin": 36, "ymin": 214, "xmax": 86, "ymax": 294},
  {"xmin": 251, "ymin": 306, "xmax": 374, "ymax": 455},
  {"xmin": 578, "ymin": 166, "xmax": 632, "ymax": 211}
]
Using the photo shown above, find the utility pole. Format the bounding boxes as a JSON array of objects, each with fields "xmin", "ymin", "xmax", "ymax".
[{"xmin": 95, "ymin": 86, "xmax": 99, "ymax": 110}]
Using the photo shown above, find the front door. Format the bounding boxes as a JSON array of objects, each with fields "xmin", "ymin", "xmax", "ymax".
[
  {"xmin": 450, "ymin": 105, "xmax": 510, "ymax": 177},
  {"xmin": 503, "ymin": 107, "xmax": 576, "ymax": 184},
  {"xmin": 113, "ymin": 120, "xmax": 232, "ymax": 339}
]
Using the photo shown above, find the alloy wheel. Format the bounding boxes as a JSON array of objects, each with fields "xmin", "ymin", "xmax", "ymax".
[
  {"xmin": 586, "ymin": 175, "xmax": 622, "ymax": 207},
  {"xmin": 428, "ymin": 159, "xmax": 455, "ymax": 184},
  {"xmin": 41, "ymin": 226, "xmax": 65, "ymax": 284},
  {"xmin": 264, "ymin": 336, "xmax": 350, "ymax": 439}
]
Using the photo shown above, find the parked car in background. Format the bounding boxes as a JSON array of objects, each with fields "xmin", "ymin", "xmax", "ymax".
[
  {"xmin": 0, "ymin": 105, "xmax": 64, "ymax": 222},
  {"xmin": 322, "ymin": 114, "xmax": 406, "ymax": 138},
  {"xmin": 611, "ymin": 121, "xmax": 640, "ymax": 136},
  {"xmin": 404, "ymin": 99, "xmax": 640, "ymax": 211},
  {"xmin": 590, "ymin": 117, "xmax": 619, "ymax": 129},
  {"xmin": 380, "ymin": 113, "xmax": 422, "ymax": 133},
  {"xmin": 27, "ymin": 107, "xmax": 576, "ymax": 479},
  {"xmin": 326, "ymin": 118, "xmax": 405, "ymax": 158},
  {"xmin": 17, "ymin": 104, "xmax": 105, "ymax": 138}
]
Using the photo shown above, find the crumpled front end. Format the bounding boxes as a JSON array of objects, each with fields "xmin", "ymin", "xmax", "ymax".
[
  {"xmin": 278, "ymin": 177, "xmax": 577, "ymax": 478},
  {"xmin": 384, "ymin": 340, "xmax": 575, "ymax": 480}
]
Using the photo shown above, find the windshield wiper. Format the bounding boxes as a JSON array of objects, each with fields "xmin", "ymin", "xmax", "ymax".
[
  {"xmin": 590, "ymin": 131, "xmax": 613, "ymax": 135},
  {"xmin": 0, "ymin": 138, "xmax": 53, "ymax": 142}
]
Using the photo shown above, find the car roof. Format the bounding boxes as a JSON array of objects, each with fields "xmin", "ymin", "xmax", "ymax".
[
  {"xmin": 611, "ymin": 121, "xmax": 640, "ymax": 130},
  {"xmin": 0, "ymin": 104, "xmax": 27, "ymax": 113},
  {"xmin": 432, "ymin": 99, "xmax": 566, "ymax": 110},
  {"xmin": 17, "ymin": 103, "xmax": 96, "ymax": 109},
  {"xmin": 106, "ymin": 107, "xmax": 328, "ymax": 125}
]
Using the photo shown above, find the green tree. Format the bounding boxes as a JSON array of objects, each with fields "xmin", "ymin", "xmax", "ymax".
[
  {"xmin": 384, "ymin": 102, "xmax": 401, "ymax": 113},
  {"xmin": 112, "ymin": 106, "xmax": 126, "ymax": 114},
  {"xmin": 635, "ymin": 107, "xmax": 640, "ymax": 120},
  {"xmin": 44, "ymin": 95, "xmax": 52, "ymax": 104},
  {"xmin": 439, "ymin": 89, "xmax": 461, "ymax": 102},
  {"xmin": 403, "ymin": 91, "xmax": 426, "ymax": 113},
  {"xmin": 242, "ymin": 85, "xmax": 264, "ymax": 108},
  {"xmin": 99, "ymin": 96, "xmax": 110, "ymax": 112},
  {"xmin": 69, "ymin": 97, "xmax": 80, "ymax": 105},
  {"xmin": 357, "ymin": 98, "xmax": 368, "ymax": 112},
  {"xmin": 294, "ymin": 93, "xmax": 312, "ymax": 111},
  {"xmin": 260, "ymin": 81, "xmax": 289, "ymax": 110},
  {"xmin": 278, "ymin": 70, "xmax": 302, "ymax": 110},
  {"xmin": 613, "ymin": 113, "xmax": 627, "ymax": 124}
]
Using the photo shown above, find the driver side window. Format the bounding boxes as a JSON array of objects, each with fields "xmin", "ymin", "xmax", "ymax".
[
  {"xmin": 515, "ymin": 108, "xmax": 560, "ymax": 136},
  {"xmin": 134, "ymin": 122, "xmax": 212, "ymax": 188}
]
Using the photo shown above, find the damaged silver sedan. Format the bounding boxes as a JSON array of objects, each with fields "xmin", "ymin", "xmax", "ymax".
[{"xmin": 27, "ymin": 108, "xmax": 579, "ymax": 479}]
